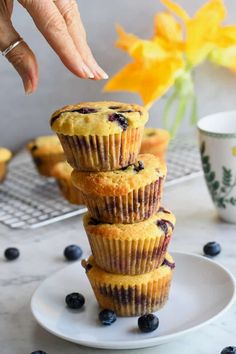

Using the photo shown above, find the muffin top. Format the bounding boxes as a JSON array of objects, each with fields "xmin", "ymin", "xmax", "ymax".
[
  {"xmin": 84, "ymin": 207, "xmax": 175, "ymax": 240},
  {"xmin": 0, "ymin": 148, "xmax": 12, "ymax": 162},
  {"xmin": 52, "ymin": 162, "xmax": 72, "ymax": 180},
  {"xmin": 27, "ymin": 135, "xmax": 64, "ymax": 156},
  {"xmin": 72, "ymin": 154, "xmax": 166, "ymax": 196},
  {"xmin": 142, "ymin": 128, "xmax": 170, "ymax": 144},
  {"xmin": 50, "ymin": 101, "xmax": 148, "ymax": 136},
  {"xmin": 82, "ymin": 253, "xmax": 174, "ymax": 285}
]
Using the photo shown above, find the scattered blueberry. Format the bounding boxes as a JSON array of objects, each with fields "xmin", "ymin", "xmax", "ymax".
[
  {"xmin": 99, "ymin": 309, "xmax": 117, "ymax": 325},
  {"xmin": 31, "ymin": 351, "xmax": 47, "ymax": 354},
  {"xmin": 138, "ymin": 313, "xmax": 159, "ymax": 333},
  {"xmin": 134, "ymin": 161, "xmax": 144, "ymax": 172},
  {"xmin": 4, "ymin": 247, "xmax": 20, "ymax": 261},
  {"xmin": 203, "ymin": 241, "xmax": 221, "ymax": 257},
  {"xmin": 221, "ymin": 347, "xmax": 236, "ymax": 354},
  {"xmin": 108, "ymin": 113, "xmax": 128, "ymax": 131},
  {"xmin": 65, "ymin": 292, "xmax": 85, "ymax": 309},
  {"xmin": 64, "ymin": 245, "xmax": 82, "ymax": 261}
]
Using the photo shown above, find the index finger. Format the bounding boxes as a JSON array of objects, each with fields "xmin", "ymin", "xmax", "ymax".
[{"xmin": 18, "ymin": 0, "xmax": 94, "ymax": 79}]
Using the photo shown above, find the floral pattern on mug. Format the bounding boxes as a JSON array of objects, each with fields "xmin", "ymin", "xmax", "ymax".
[{"xmin": 201, "ymin": 142, "xmax": 236, "ymax": 209}]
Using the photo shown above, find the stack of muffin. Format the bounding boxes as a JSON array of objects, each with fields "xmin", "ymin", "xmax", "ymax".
[{"xmin": 50, "ymin": 101, "xmax": 176, "ymax": 317}]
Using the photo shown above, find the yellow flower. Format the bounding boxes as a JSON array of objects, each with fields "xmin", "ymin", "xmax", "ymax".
[
  {"xmin": 232, "ymin": 147, "xmax": 236, "ymax": 157},
  {"xmin": 153, "ymin": 11, "xmax": 184, "ymax": 50},
  {"xmin": 161, "ymin": 0, "xmax": 226, "ymax": 66},
  {"xmin": 209, "ymin": 26, "xmax": 236, "ymax": 71},
  {"xmin": 104, "ymin": 25, "xmax": 184, "ymax": 107},
  {"xmin": 104, "ymin": 57, "xmax": 184, "ymax": 108}
]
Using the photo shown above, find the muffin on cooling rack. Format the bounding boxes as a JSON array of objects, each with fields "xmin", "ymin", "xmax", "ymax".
[
  {"xmin": 83, "ymin": 207, "xmax": 175, "ymax": 274},
  {"xmin": 72, "ymin": 154, "xmax": 167, "ymax": 224},
  {"xmin": 27, "ymin": 135, "xmax": 65, "ymax": 177},
  {"xmin": 0, "ymin": 148, "xmax": 12, "ymax": 183},
  {"xmin": 50, "ymin": 101, "xmax": 148, "ymax": 171},
  {"xmin": 52, "ymin": 162, "xmax": 84, "ymax": 205},
  {"xmin": 82, "ymin": 253, "xmax": 175, "ymax": 317},
  {"xmin": 140, "ymin": 128, "xmax": 170, "ymax": 162}
]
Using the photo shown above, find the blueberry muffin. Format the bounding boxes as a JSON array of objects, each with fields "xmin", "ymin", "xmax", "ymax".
[
  {"xmin": 27, "ymin": 135, "xmax": 65, "ymax": 177},
  {"xmin": 50, "ymin": 101, "xmax": 148, "ymax": 171},
  {"xmin": 82, "ymin": 253, "xmax": 175, "ymax": 316},
  {"xmin": 72, "ymin": 154, "xmax": 167, "ymax": 224},
  {"xmin": 0, "ymin": 148, "xmax": 12, "ymax": 182},
  {"xmin": 84, "ymin": 207, "xmax": 175, "ymax": 274},
  {"xmin": 52, "ymin": 162, "xmax": 84, "ymax": 205},
  {"xmin": 140, "ymin": 128, "xmax": 170, "ymax": 162}
]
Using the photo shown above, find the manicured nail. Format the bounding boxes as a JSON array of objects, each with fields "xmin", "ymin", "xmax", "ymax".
[
  {"xmin": 23, "ymin": 78, "xmax": 33, "ymax": 95},
  {"xmin": 102, "ymin": 72, "xmax": 109, "ymax": 80},
  {"xmin": 82, "ymin": 63, "xmax": 95, "ymax": 79}
]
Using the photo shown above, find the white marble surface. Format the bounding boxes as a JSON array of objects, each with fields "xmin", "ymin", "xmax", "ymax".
[{"xmin": 1, "ymin": 171, "xmax": 236, "ymax": 354}]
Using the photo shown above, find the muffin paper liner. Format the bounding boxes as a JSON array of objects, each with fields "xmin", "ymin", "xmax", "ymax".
[
  {"xmin": 85, "ymin": 229, "xmax": 172, "ymax": 275},
  {"xmin": 57, "ymin": 127, "xmax": 143, "ymax": 172},
  {"xmin": 86, "ymin": 266, "xmax": 173, "ymax": 316},
  {"xmin": 32, "ymin": 153, "xmax": 65, "ymax": 177},
  {"xmin": 0, "ymin": 162, "xmax": 7, "ymax": 182},
  {"xmin": 56, "ymin": 179, "xmax": 84, "ymax": 205},
  {"xmin": 82, "ymin": 178, "xmax": 164, "ymax": 224}
]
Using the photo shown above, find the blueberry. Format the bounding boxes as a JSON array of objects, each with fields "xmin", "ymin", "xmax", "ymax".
[
  {"xmin": 108, "ymin": 113, "xmax": 128, "ymax": 131},
  {"xmin": 203, "ymin": 241, "xmax": 221, "ymax": 257},
  {"xmin": 99, "ymin": 309, "xmax": 117, "ymax": 325},
  {"xmin": 221, "ymin": 347, "xmax": 236, "ymax": 354},
  {"xmin": 4, "ymin": 247, "xmax": 20, "ymax": 261},
  {"xmin": 75, "ymin": 108, "xmax": 98, "ymax": 114},
  {"xmin": 64, "ymin": 245, "xmax": 82, "ymax": 261},
  {"xmin": 138, "ymin": 313, "xmax": 159, "ymax": 333},
  {"xmin": 134, "ymin": 161, "xmax": 144, "ymax": 172},
  {"xmin": 65, "ymin": 292, "xmax": 85, "ymax": 309},
  {"xmin": 31, "ymin": 351, "xmax": 47, "ymax": 354}
]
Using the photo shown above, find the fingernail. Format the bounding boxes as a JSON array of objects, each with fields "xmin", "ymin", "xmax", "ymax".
[
  {"xmin": 102, "ymin": 72, "xmax": 109, "ymax": 80},
  {"xmin": 82, "ymin": 63, "xmax": 95, "ymax": 79},
  {"xmin": 23, "ymin": 78, "xmax": 33, "ymax": 95}
]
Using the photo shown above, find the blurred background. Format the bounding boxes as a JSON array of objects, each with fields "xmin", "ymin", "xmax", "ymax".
[{"xmin": 0, "ymin": 0, "xmax": 236, "ymax": 151}]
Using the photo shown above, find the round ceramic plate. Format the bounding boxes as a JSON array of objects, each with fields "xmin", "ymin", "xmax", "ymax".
[{"xmin": 31, "ymin": 252, "xmax": 235, "ymax": 350}]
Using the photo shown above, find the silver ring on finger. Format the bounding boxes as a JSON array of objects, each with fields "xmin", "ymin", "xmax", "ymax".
[{"xmin": 1, "ymin": 38, "xmax": 24, "ymax": 57}]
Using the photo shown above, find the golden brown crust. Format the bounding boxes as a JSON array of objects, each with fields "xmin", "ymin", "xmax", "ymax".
[
  {"xmin": 84, "ymin": 208, "xmax": 175, "ymax": 241},
  {"xmin": 27, "ymin": 136, "xmax": 64, "ymax": 156},
  {"xmin": 51, "ymin": 162, "xmax": 72, "ymax": 181},
  {"xmin": 83, "ymin": 253, "xmax": 173, "ymax": 285},
  {"xmin": 71, "ymin": 154, "xmax": 167, "ymax": 196},
  {"xmin": 50, "ymin": 101, "xmax": 148, "ymax": 136},
  {"xmin": 0, "ymin": 148, "xmax": 12, "ymax": 162}
]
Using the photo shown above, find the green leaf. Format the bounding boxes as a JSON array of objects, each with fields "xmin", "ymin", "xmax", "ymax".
[
  {"xmin": 230, "ymin": 197, "xmax": 236, "ymax": 206},
  {"xmin": 222, "ymin": 166, "xmax": 232, "ymax": 187},
  {"xmin": 212, "ymin": 181, "xmax": 220, "ymax": 190},
  {"xmin": 206, "ymin": 172, "xmax": 215, "ymax": 183},
  {"xmin": 221, "ymin": 187, "xmax": 226, "ymax": 193},
  {"xmin": 203, "ymin": 164, "xmax": 210, "ymax": 174},
  {"xmin": 202, "ymin": 156, "xmax": 209, "ymax": 164}
]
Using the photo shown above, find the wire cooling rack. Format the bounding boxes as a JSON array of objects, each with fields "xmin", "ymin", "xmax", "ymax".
[{"xmin": 0, "ymin": 137, "xmax": 202, "ymax": 229}]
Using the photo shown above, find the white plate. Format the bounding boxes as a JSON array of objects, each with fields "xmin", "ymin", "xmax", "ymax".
[{"xmin": 31, "ymin": 252, "xmax": 236, "ymax": 350}]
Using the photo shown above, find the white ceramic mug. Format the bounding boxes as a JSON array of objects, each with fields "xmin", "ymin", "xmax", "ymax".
[{"xmin": 198, "ymin": 111, "xmax": 236, "ymax": 224}]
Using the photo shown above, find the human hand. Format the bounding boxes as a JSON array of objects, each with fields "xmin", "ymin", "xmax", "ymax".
[{"xmin": 0, "ymin": 0, "xmax": 108, "ymax": 94}]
